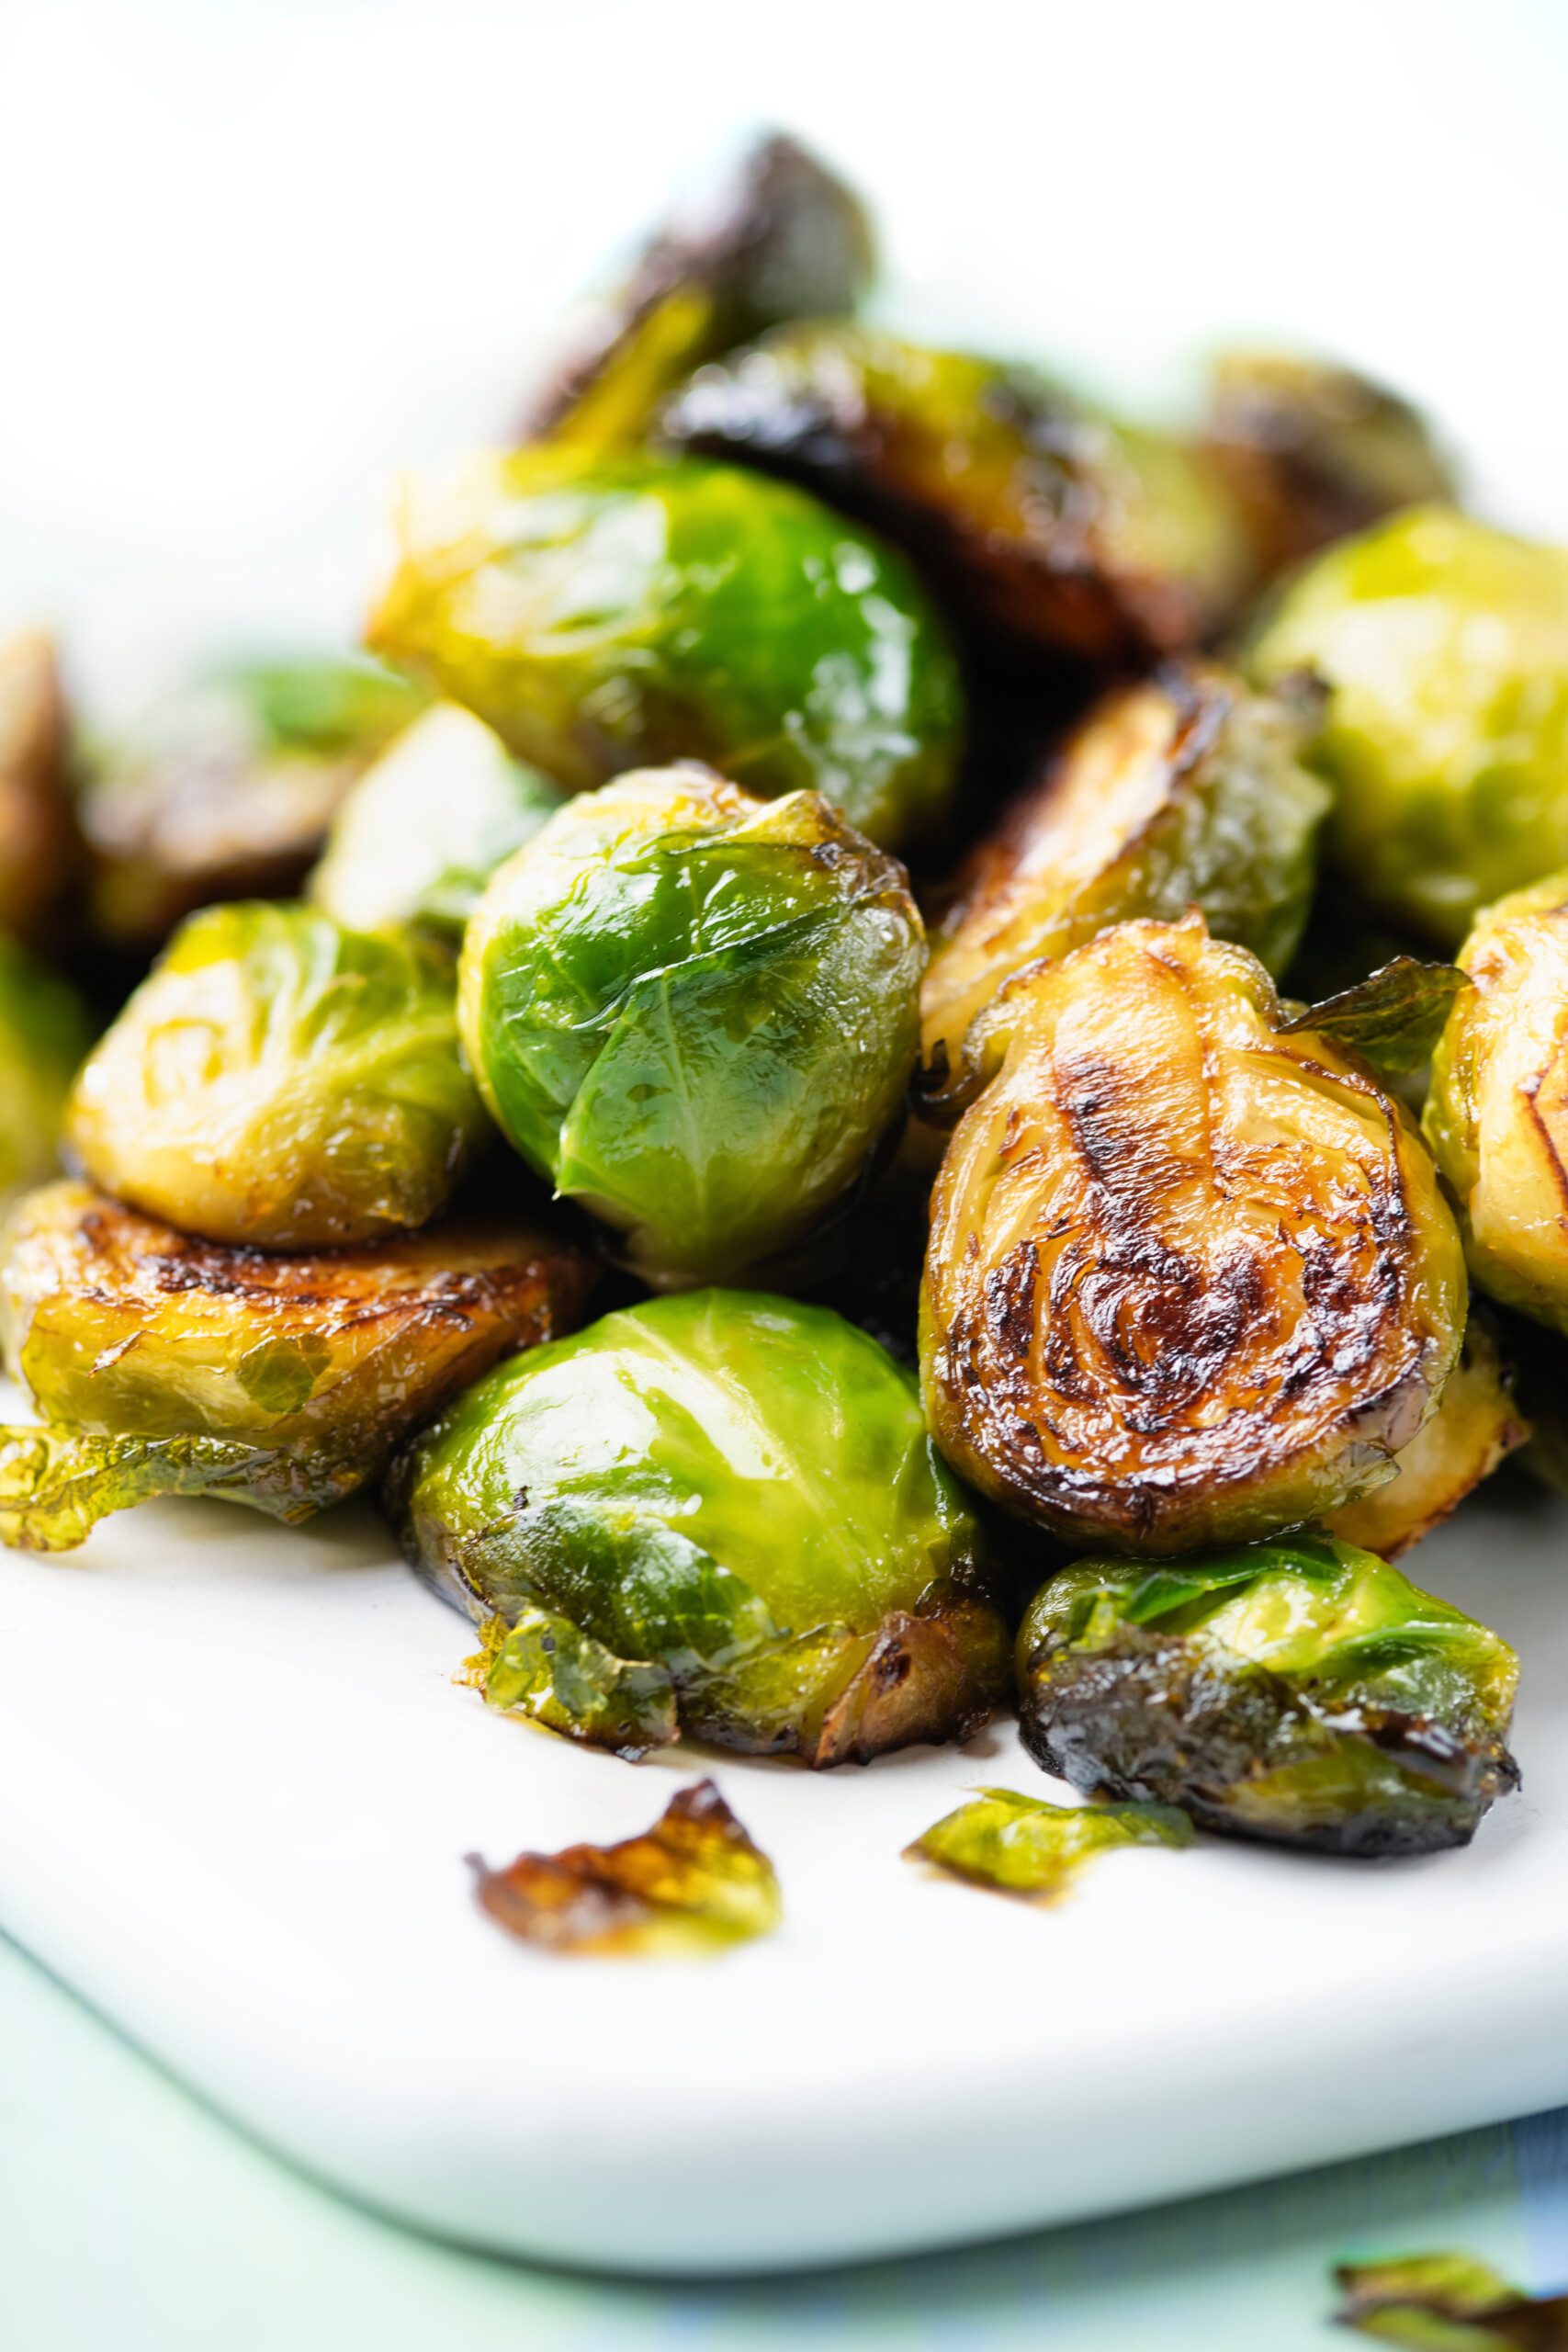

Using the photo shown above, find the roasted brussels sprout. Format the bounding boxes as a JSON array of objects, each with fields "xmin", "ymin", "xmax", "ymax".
[
  {"xmin": 523, "ymin": 134, "xmax": 873, "ymax": 453},
  {"xmin": 0, "ymin": 631, "xmax": 79, "ymax": 943},
  {"xmin": 660, "ymin": 322, "xmax": 1252, "ymax": 661},
  {"xmin": 1249, "ymin": 506, "xmax": 1568, "ymax": 947},
  {"xmin": 367, "ymin": 445, "xmax": 962, "ymax": 849},
  {"xmin": 67, "ymin": 901, "xmax": 489, "ymax": 1249},
  {"xmin": 309, "ymin": 702, "xmax": 564, "ymax": 941},
  {"xmin": 79, "ymin": 655, "xmax": 426, "ymax": 949},
  {"xmin": 388, "ymin": 1289, "xmax": 1010, "ymax": 1766},
  {"xmin": 0, "ymin": 1179, "xmax": 595, "ymax": 1549},
  {"xmin": 0, "ymin": 933, "xmax": 92, "ymax": 1209},
  {"xmin": 919, "ymin": 664, "xmax": 1328, "ymax": 1119},
  {"xmin": 1334, "ymin": 2251, "xmax": 1566, "ymax": 2345},
  {"xmin": 1016, "ymin": 1533, "xmax": 1520, "ymax": 1854},
  {"xmin": 906, "ymin": 1786, "xmax": 1190, "ymax": 1903},
  {"xmin": 921, "ymin": 915, "xmax": 1466, "ymax": 1555},
  {"xmin": 458, "ymin": 767, "xmax": 924, "ymax": 1286},
  {"xmin": 1202, "ymin": 351, "xmax": 1455, "ymax": 580},
  {"xmin": 1423, "ymin": 868, "xmax": 1568, "ymax": 1334}
]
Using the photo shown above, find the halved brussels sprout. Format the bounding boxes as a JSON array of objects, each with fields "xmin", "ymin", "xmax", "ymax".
[
  {"xmin": 367, "ymin": 445, "xmax": 962, "ymax": 849},
  {"xmin": 309, "ymin": 703, "xmax": 564, "ymax": 941},
  {"xmin": 67, "ymin": 901, "xmax": 489, "ymax": 1249},
  {"xmin": 79, "ymin": 655, "xmax": 426, "ymax": 949},
  {"xmin": 1325, "ymin": 1305, "xmax": 1528, "ymax": 1557},
  {"xmin": 1423, "ymin": 868, "xmax": 1568, "ymax": 1334},
  {"xmin": 523, "ymin": 133, "xmax": 873, "ymax": 452},
  {"xmin": 660, "ymin": 322, "xmax": 1252, "ymax": 661},
  {"xmin": 919, "ymin": 664, "xmax": 1328, "ymax": 1120},
  {"xmin": 1248, "ymin": 505, "xmax": 1568, "ymax": 947},
  {"xmin": 0, "ymin": 631, "xmax": 79, "ymax": 944},
  {"xmin": 387, "ymin": 1289, "xmax": 1010, "ymax": 1767},
  {"xmin": 1016, "ymin": 1533, "xmax": 1520, "ymax": 1854},
  {"xmin": 921, "ymin": 914, "xmax": 1466, "ymax": 1555},
  {"xmin": 1202, "ymin": 350, "xmax": 1454, "ymax": 580},
  {"xmin": 458, "ymin": 767, "xmax": 924, "ymax": 1287},
  {"xmin": 0, "ymin": 1179, "xmax": 595, "ymax": 1549},
  {"xmin": 0, "ymin": 934, "xmax": 91, "ymax": 1211},
  {"xmin": 906, "ymin": 1786, "xmax": 1190, "ymax": 1903}
]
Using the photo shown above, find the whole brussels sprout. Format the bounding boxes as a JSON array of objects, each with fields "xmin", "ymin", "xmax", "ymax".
[
  {"xmin": 660, "ymin": 322, "xmax": 1252, "ymax": 661},
  {"xmin": 458, "ymin": 767, "xmax": 924, "ymax": 1286},
  {"xmin": 388, "ymin": 1289, "xmax": 1010, "ymax": 1766},
  {"xmin": 0, "ymin": 631, "xmax": 79, "ymax": 945},
  {"xmin": 524, "ymin": 133, "xmax": 873, "ymax": 452},
  {"xmin": 67, "ymin": 901, "xmax": 489, "ymax": 1249},
  {"xmin": 1423, "ymin": 868, "xmax": 1568, "ymax": 1333},
  {"xmin": 0, "ymin": 933, "xmax": 92, "ymax": 1210},
  {"xmin": 919, "ymin": 663, "xmax": 1328, "ymax": 1120},
  {"xmin": 1016, "ymin": 1532, "xmax": 1520, "ymax": 1855},
  {"xmin": 921, "ymin": 914, "xmax": 1466, "ymax": 1555},
  {"xmin": 309, "ymin": 703, "xmax": 564, "ymax": 941},
  {"xmin": 1248, "ymin": 505, "xmax": 1568, "ymax": 947},
  {"xmin": 0, "ymin": 1180, "xmax": 596, "ymax": 1550},
  {"xmin": 367, "ymin": 444, "xmax": 963, "ymax": 848}
]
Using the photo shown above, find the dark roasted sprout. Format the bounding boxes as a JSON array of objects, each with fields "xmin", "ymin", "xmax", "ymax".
[
  {"xmin": 309, "ymin": 702, "xmax": 564, "ymax": 941},
  {"xmin": 388, "ymin": 1289, "xmax": 1010, "ymax": 1766},
  {"xmin": 367, "ymin": 444, "xmax": 962, "ymax": 849},
  {"xmin": 906, "ymin": 1786, "xmax": 1190, "ymax": 1903},
  {"xmin": 1017, "ymin": 1533, "xmax": 1519, "ymax": 1854},
  {"xmin": 660, "ymin": 322, "xmax": 1252, "ymax": 661},
  {"xmin": 919, "ymin": 663, "xmax": 1328, "ymax": 1120},
  {"xmin": 1334, "ymin": 2252, "xmax": 1568, "ymax": 2346},
  {"xmin": 523, "ymin": 133, "xmax": 873, "ymax": 453},
  {"xmin": 458, "ymin": 767, "xmax": 924, "ymax": 1287},
  {"xmin": 1249, "ymin": 506, "xmax": 1568, "ymax": 948},
  {"xmin": 78, "ymin": 656, "xmax": 426, "ymax": 950},
  {"xmin": 0, "ymin": 630, "xmax": 79, "ymax": 944},
  {"xmin": 0, "ymin": 935, "xmax": 92, "ymax": 1211},
  {"xmin": 67, "ymin": 901, "xmax": 489, "ymax": 1249},
  {"xmin": 468, "ymin": 1779, "xmax": 781, "ymax": 1956},
  {"xmin": 921, "ymin": 914, "xmax": 1466, "ymax": 1555},
  {"xmin": 0, "ymin": 1179, "xmax": 595, "ymax": 1549}
]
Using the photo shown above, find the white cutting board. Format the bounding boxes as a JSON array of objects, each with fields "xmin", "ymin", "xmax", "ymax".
[{"xmin": 1, "ymin": 1462, "xmax": 1565, "ymax": 2276}]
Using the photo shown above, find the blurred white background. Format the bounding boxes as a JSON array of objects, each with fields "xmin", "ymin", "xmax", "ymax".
[{"xmin": 2, "ymin": 0, "xmax": 1564, "ymax": 713}]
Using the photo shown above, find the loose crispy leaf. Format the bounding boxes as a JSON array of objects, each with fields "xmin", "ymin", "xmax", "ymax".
[
  {"xmin": 467, "ymin": 1780, "xmax": 782, "ymax": 1958},
  {"xmin": 907, "ymin": 1786, "xmax": 1190, "ymax": 1904},
  {"xmin": 0, "ymin": 1426, "xmax": 279, "ymax": 1552},
  {"xmin": 468, "ymin": 1607, "xmax": 678, "ymax": 1760},
  {"xmin": 1334, "ymin": 2251, "xmax": 1568, "ymax": 2345},
  {"xmin": 1282, "ymin": 956, "xmax": 1467, "ymax": 1075}
]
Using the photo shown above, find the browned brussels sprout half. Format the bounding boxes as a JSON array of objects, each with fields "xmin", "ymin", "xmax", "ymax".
[
  {"xmin": 660, "ymin": 322, "xmax": 1252, "ymax": 660},
  {"xmin": 523, "ymin": 133, "xmax": 874, "ymax": 453},
  {"xmin": 1017, "ymin": 1534, "xmax": 1520, "ymax": 1855},
  {"xmin": 0, "ymin": 1180, "xmax": 596, "ymax": 1550},
  {"xmin": 0, "ymin": 631, "xmax": 80, "ymax": 944},
  {"xmin": 67, "ymin": 901, "xmax": 489, "ymax": 1249},
  {"xmin": 387, "ymin": 1289, "xmax": 1010, "ymax": 1766},
  {"xmin": 921, "ymin": 915, "xmax": 1466, "ymax": 1555},
  {"xmin": 919, "ymin": 663, "xmax": 1328, "ymax": 1120}
]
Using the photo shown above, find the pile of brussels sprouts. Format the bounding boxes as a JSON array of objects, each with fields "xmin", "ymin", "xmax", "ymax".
[{"xmin": 7, "ymin": 131, "xmax": 1568, "ymax": 1871}]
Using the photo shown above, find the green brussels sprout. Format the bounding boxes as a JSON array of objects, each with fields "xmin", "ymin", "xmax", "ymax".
[
  {"xmin": 1334, "ymin": 2251, "xmax": 1563, "ymax": 2345},
  {"xmin": 309, "ymin": 703, "xmax": 564, "ymax": 941},
  {"xmin": 367, "ymin": 444, "xmax": 962, "ymax": 848},
  {"xmin": 906, "ymin": 1786, "xmax": 1190, "ymax": 1904},
  {"xmin": 79, "ymin": 654, "xmax": 427, "ymax": 949},
  {"xmin": 0, "ymin": 1179, "xmax": 595, "ymax": 1549},
  {"xmin": 0, "ymin": 934, "xmax": 91, "ymax": 1211},
  {"xmin": 524, "ymin": 133, "xmax": 873, "ymax": 453},
  {"xmin": 921, "ymin": 914, "xmax": 1466, "ymax": 1555},
  {"xmin": 67, "ymin": 901, "xmax": 489, "ymax": 1249},
  {"xmin": 387, "ymin": 1289, "xmax": 1011, "ymax": 1767},
  {"xmin": 1423, "ymin": 867, "xmax": 1568, "ymax": 1334},
  {"xmin": 1016, "ymin": 1533, "xmax": 1520, "ymax": 1855},
  {"xmin": 1248, "ymin": 505, "xmax": 1568, "ymax": 947},
  {"xmin": 660, "ymin": 322, "xmax": 1252, "ymax": 661},
  {"xmin": 458, "ymin": 767, "xmax": 924, "ymax": 1286},
  {"xmin": 919, "ymin": 663, "xmax": 1329, "ymax": 1121},
  {"xmin": 0, "ymin": 631, "xmax": 79, "ymax": 944}
]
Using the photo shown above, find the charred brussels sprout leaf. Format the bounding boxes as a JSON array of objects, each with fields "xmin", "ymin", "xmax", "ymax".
[
  {"xmin": 0, "ymin": 631, "xmax": 79, "ymax": 944},
  {"xmin": 1249, "ymin": 506, "xmax": 1568, "ymax": 947},
  {"xmin": 309, "ymin": 703, "xmax": 564, "ymax": 941},
  {"xmin": 387, "ymin": 1289, "xmax": 1010, "ymax": 1767},
  {"xmin": 524, "ymin": 134, "xmax": 873, "ymax": 452},
  {"xmin": 919, "ymin": 664, "xmax": 1328, "ymax": 1119},
  {"xmin": 906, "ymin": 1786, "xmax": 1190, "ymax": 1903},
  {"xmin": 458, "ymin": 768, "xmax": 924, "ymax": 1286},
  {"xmin": 1334, "ymin": 2253, "xmax": 1568, "ymax": 2346},
  {"xmin": 1017, "ymin": 1533, "xmax": 1519, "ymax": 1855},
  {"xmin": 1280, "ymin": 956, "xmax": 1469, "ymax": 1077},
  {"xmin": 921, "ymin": 915, "xmax": 1466, "ymax": 1555},
  {"xmin": 0, "ymin": 934, "xmax": 91, "ymax": 1210},
  {"xmin": 67, "ymin": 901, "xmax": 489, "ymax": 1248},
  {"xmin": 468, "ymin": 1780, "xmax": 782, "ymax": 1956},
  {"xmin": 367, "ymin": 445, "xmax": 962, "ymax": 850},
  {"xmin": 660, "ymin": 322, "xmax": 1252, "ymax": 661},
  {"xmin": 0, "ymin": 1181, "xmax": 596, "ymax": 1548}
]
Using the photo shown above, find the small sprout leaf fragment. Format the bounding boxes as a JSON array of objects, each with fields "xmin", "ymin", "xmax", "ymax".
[
  {"xmin": 907, "ymin": 1786, "xmax": 1190, "ymax": 1904},
  {"xmin": 1280, "ymin": 956, "xmax": 1469, "ymax": 1077},
  {"xmin": 1334, "ymin": 2252, "xmax": 1568, "ymax": 2346}
]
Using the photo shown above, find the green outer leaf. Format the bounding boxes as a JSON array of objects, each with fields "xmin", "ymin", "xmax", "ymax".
[
  {"xmin": 1281, "ymin": 956, "xmax": 1468, "ymax": 1074},
  {"xmin": 0, "ymin": 1426, "xmax": 282, "ymax": 1552},
  {"xmin": 908, "ymin": 1787, "xmax": 1190, "ymax": 1900},
  {"xmin": 479, "ymin": 1604, "xmax": 678, "ymax": 1758}
]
